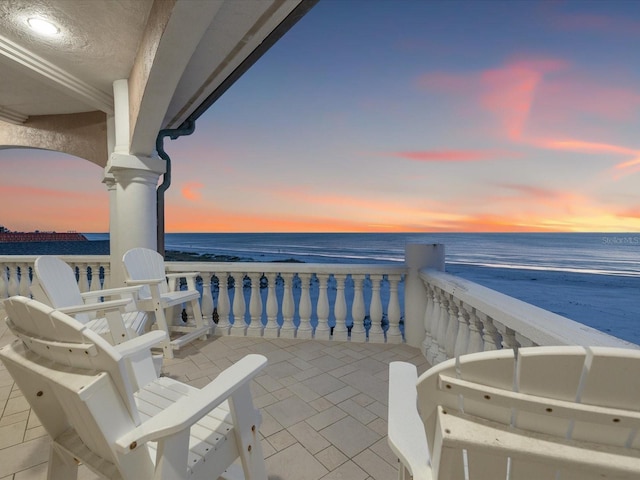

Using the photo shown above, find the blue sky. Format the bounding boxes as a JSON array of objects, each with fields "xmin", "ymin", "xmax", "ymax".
[{"xmin": 2, "ymin": 0, "xmax": 640, "ymax": 232}]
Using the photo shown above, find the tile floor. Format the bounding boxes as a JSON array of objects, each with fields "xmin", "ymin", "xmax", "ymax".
[{"xmin": 0, "ymin": 315, "xmax": 430, "ymax": 480}]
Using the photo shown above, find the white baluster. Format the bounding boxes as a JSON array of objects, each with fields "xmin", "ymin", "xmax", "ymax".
[
  {"xmin": 368, "ymin": 274, "xmax": 384, "ymax": 343},
  {"xmin": 297, "ymin": 273, "xmax": 313, "ymax": 339},
  {"xmin": 19, "ymin": 263, "xmax": 31, "ymax": 297},
  {"xmin": 201, "ymin": 274, "xmax": 215, "ymax": 335},
  {"xmin": 494, "ymin": 320, "xmax": 518, "ymax": 350},
  {"xmin": 466, "ymin": 308, "xmax": 485, "ymax": 354},
  {"xmin": 333, "ymin": 274, "xmax": 348, "ymax": 341},
  {"xmin": 316, "ymin": 274, "xmax": 330, "ymax": 340},
  {"xmin": 435, "ymin": 294, "xmax": 449, "ymax": 364},
  {"xmin": 216, "ymin": 273, "xmax": 231, "ymax": 335},
  {"xmin": 7, "ymin": 265, "xmax": 19, "ymax": 297},
  {"xmin": 427, "ymin": 287, "xmax": 442, "ymax": 365},
  {"xmin": 102, "ymin": 263, "xmax": 112, "ymax": 289},
  {"xmin": 0, "ymin": 263, "xmax": 8, "ymax": 300},
  {"xmin": 444, "ymin": 297, "xmax": 458, "ymax": 359},
  {"xmin": 230, "ymin": 273, "xmax": 246, "ymax": 336},
  {"xmin": 89, "ymin": 263, "xmax": 101, "ymax": 292},
  {"xmin": 247, "ymin": 272, "xmax": 263, "ymax": 337},
  {"xmin": 280, "ymin": 273, "xmax": 296, "ymax": 339},
  {"xmin": 453, "ymin": 301, "xmax": 470, "ymax": 358},
  {"xmin": 387, "ymin": 274, "xmax": 402, "ymax": 344},
  {"xmin": 263, "ymin": 273, "xmax": 279, "ymax": 338},
  {"xmin": 421, "ymin": 283, "xmax": 435, "ymax": 357},
  {"xmin": 477, "ymin": 313, "xmax": 500, "ymax": 351},
  {"xmin": 78, "ymin": 263, "xmax": 90, "ymax": 293},
  {"xmin": 350, "ymin": 274, "xmax": 366, "ymax": 342}
]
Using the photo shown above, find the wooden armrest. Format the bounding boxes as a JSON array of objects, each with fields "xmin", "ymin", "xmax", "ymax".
[
  {"xmin": 125, "ymin": 278, "xmax": 165, "ymax": 286},
  {"xmin": 113, "ymin": 330, "xmax": 167, "ymax": 357},
  {"xmin": 81, "ymin": 286, "xmax": 143, "ymax": 299},
  {"xmin": 58, "ymin": 298, "xmax": 132, "ymax": 315},
  {"xmin": 115, "ymin": 354, "xmax": 267, "ymax": 452},
  {"xmin": 388, "ymin": 362, "xmax": 432, "ymax": 479}
]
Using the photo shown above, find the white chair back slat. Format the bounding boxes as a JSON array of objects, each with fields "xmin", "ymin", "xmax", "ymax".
[
  {"xmin": 123, "ymin": 248, "xmax": 169, "ymax": 297},
  {"xmin": 465, "ymin": 450, "xmax": 509, "ymax": 480},
  {"xmin": 402, "ymin": 346, "xmax": 640, "ymax": 480},
  {"xmin": 34, "ymin": 256, "xmax": 91, "ymax": 323},
  {"xmin": 6, "ymin": 297, "xmax": 139, "ymax": 424},
  {"xmin": 514, "ymin": 347, "xmax": 587, "ymax": 436},
  {"xmin": 571, "ymin": 347, "xmax": 640, "ymax": 447},
  {"xmin": 456, "ymin": 349, "xmax": 516, "ymax": 425}
]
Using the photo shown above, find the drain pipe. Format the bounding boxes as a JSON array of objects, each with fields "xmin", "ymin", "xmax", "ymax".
[{"xmin": 156, "ymin": 119, "xmax": 195, "ymax": 255}]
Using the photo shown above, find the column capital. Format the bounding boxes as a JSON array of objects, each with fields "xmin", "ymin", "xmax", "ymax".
[{"xmin": 106, "ymin": 153, "xmax": 166, "ymax": 176}]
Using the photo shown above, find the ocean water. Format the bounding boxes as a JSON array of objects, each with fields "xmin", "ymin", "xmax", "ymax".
[{"xmin": 80, "ymin": 232, "xmax": 640, "ymax": 343}]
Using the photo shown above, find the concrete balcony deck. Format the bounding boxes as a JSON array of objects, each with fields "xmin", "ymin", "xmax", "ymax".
[{"xmin": 0, "ymin": 317, "xmax": 429, "ymax": 480}]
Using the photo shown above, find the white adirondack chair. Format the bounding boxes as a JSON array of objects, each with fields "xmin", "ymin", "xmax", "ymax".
[
  {"xmin": 0, "ymin": 296, "xmax": 268, "ymax": 480},
  {"xmin": 32, "ymin": 255, "xmax": 149, "ymax": 345},
  {"xmin": 388, "ymin": 346, "xmax": 640, "ymax": 480},
  {"xmin": 122, "ymin": 247, "xmax": 211, "ymax": 359}
]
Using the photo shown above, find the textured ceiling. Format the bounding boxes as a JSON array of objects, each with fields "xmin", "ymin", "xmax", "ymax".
[{"xmin": 0, "ymin": 0, "xmax": 313, "ymax": 132}]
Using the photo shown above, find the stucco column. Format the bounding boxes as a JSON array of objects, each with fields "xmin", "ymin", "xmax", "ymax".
[
  {"xmin": 102, "ymin": 174, "xmax": 117, "ymax": 288},
  {"xmin": 106, "ymin": 153, "xmax": 165, "ymax": 286},
  {"xmin": 404, "ymin": 243, "xmax": 445, "ymax": 349}
]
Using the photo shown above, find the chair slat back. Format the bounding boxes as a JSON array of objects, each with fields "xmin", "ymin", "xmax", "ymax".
[
  {"xmin": 4, "ymin": 296, "xmax": 139, "ymax": 424},
  {"xmin": 33, "ymin": 256, "xmax": 91, "ymax": 323},
  {"xmin": 123, "ymin": 248, "xmax": 169, "ymax": 296},
  {"xmin": 416, "ymin": 346, "xmax": 640, "ymax": 479}
]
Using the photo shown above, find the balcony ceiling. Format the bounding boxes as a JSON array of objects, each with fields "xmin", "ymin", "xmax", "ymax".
[{"xmin": 0, "ymin": 0, "xmax": 313, "ymax": 129}]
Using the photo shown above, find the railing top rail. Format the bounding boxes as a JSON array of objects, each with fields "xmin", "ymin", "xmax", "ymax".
[
  {"xmin": 165, "ymin": 261, "xmax": 407, "ymax": 275},
  {"xmin": 420, "ymin": 268, "xmax": 638, "ymax": 350},
  {"xmin": 0, "ymin": 255, "xmax": 110, "ymax": 262}
]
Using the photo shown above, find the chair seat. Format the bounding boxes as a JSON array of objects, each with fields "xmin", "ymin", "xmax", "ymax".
[
  {"xmin": 135, "ymin": 377, "xmax": 239, "ymax": 477},
  {"xmin": 85, "ymin": 311, "xmax": 148, "ymax": 337},
  {"xmin": 140, "ymin": 289, "xmax": 200, "ymax": 308}
]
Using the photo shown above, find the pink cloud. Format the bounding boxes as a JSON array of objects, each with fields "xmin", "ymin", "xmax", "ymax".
[
  {"xmin": 536, "ymin": 79, "xmax": 640, "ymax": 123},
  {"xmin": 415, "ymin": 57, "xmax": 567, "ymax": 142},
  {"xmin": 390, "ymin": 149, "xmax": 519, "ymax": 162},
  {"xmin": 180, "ymin": 182, "xmax": 203, "ymax": 201},
  {"xmin": 479, "ymin": 58, "xmax": 566, "ymax": 141}
]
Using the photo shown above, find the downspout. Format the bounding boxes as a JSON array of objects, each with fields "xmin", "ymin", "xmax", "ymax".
[{"xmin": 156, "ymin": 119, "xmax": 195, "ymax": 256}]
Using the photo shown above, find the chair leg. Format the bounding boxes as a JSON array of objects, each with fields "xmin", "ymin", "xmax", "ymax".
[
  {"xmin": 153, "ymin": 306, "xmax": 174, "ymax": 359},
  {"xmin": 189, "ymin": 298, "xmax": 209, "ymax": 340},
  {"xmin": 229, "ymin": 384, "xmax": 268, "ymax": 480},
  {"xmin": 48, "ymin": 444, "xmax": 79, "ymax": 480}
]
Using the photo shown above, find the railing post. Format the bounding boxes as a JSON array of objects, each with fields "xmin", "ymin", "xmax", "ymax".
[
  {"xmin": 247, "ymin": 272, "xmax": 263, "ymax": 337},
  {"xmin": 368, "ymin": 274, "xmax": 385, "ymax": 343},
  {"xmin": 0, "ymin": 263, "xmax": 7, "ymax": 300},
  {"xmin": 297, "ymin": 273, "xmax": 313, "ymax": 339},
  {"xmin": 387, "ymin": 274, "xmax": 402, "ymax": 343},
  {"xmin": 201, "ymin": 274, "xmax": 215, "ymax": 333},
  {"xmin": 350, "ymin": 274, "xmax": 365, "ymax": 342},
  {"xmin": 231, "ymin": 273, "xmax": 246, "ymax": 336},
  {"xmin": 333, "ymin": 274, "xmax": 348, "ymax": 341},
  {"xmin": 264, "ymin": 273, "xmax": 279, "ymax": 338},
  {"xmin": 316, "ymin": 274, "xmax": 330, "ymax": 340},
  {"xmin": 19, "ymin": 263, "xmax": 31, "ymax": 298},
  {"xmin": 404, "ymin": 243, "xmax": 445, "ymax": 348},
  {"xmin": 280, "ymin": 273, "xmax": 296, "ymax": 339},
  {"xmin": 216, "ymin": 273, "xmax": 231, "ymax": 335}
]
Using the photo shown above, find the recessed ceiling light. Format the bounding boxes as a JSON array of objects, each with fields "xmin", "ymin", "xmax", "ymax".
[{"xmin": 27, "ymin": 17, "xmax": 60, "ymax": 36}]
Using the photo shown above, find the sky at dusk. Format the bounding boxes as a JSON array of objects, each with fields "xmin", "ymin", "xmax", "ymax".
[{"xmin": 2, "ymin": 0, "xmax": 640, "ymax": 233}]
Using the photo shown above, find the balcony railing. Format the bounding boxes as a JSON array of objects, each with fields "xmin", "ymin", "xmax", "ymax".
[{"xmin": 1, "ymin": 244, "xmax": 636, "ymax": 362}]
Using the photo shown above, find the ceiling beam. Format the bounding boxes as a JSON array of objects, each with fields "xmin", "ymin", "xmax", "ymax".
[
  {"xmin": 0, "ymin": 34, "xmax": 114, "ymax": 115},
  {"xmin": 0, "ymin": 105, "xmax": 28, "ymax": 125}
]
